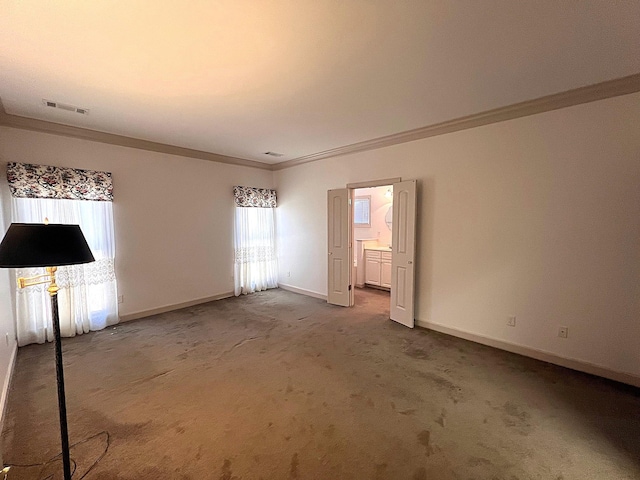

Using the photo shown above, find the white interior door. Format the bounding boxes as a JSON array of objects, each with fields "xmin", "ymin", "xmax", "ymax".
[
  {"xmin": 327, "ymin": 189, "xmax": 352, "ymax": 306},
  {"xmin": 390, "ymin": 180, "xmax": 417, "ymax": 327}
]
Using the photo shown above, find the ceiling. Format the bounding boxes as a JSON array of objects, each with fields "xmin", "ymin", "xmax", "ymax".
[{"xmin": 1, "ymin": 1, "xmax": 639, "ymax": 165}]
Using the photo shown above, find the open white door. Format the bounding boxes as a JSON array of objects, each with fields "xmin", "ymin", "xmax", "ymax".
[
  {"xmin": 327, "ymin": 189, "xmax": 353, "ymax": 306},
  {"xmin": 390, "ymin": 180, "xmax": 417, "ymax": 327}
]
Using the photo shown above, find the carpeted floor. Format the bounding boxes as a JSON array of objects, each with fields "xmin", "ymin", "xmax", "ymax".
[{"xmin": 2, "ymin": 288, "xmax": 639, "ymax": 479}]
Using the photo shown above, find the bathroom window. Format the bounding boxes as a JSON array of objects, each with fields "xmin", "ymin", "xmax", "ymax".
[{"xmin": 354, "ymin": 196, "xmax": 371, "ymax": 227}]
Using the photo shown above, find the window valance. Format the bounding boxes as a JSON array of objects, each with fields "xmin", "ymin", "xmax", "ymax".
[
  {"xmin": 233, "ymin": 186, "xmax": 277, "ymax": 208},
  {"xmin": 7, "ymin": 162, "xmax": 113, "ymax": 202}
]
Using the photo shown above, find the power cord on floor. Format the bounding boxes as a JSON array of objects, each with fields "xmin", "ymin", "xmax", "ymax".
[{"xmin": 3, "ymin": 430, "xmax": 110, "ymax": 479}]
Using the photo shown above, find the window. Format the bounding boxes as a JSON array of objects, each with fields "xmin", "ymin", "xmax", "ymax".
[
  {"xmin": 354, "ymin": 196, "xmax": 371, "ymax": 227},
  {"xmin": 7, "ymin": 162, "xmax": 118, "ymax": 346},
  {"xmin": 12, "ymin": 197, "xmax": 119, "ymax": 345},
  {"xmin": 233, "ymin": 186, "xmax": 278, "ymax": 295}
]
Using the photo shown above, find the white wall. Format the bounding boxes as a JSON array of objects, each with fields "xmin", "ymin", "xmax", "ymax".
[
  {"xmin": 275, "ymin": 92, "xmax": 640, "ymax": 380},
  {"xmin": 353, "ymin": 185, "xmax": 393, "ymax": 246},
  {"xmin": 0, "ymin": 178, "xmax": 17, "ymax": 436},
  {"xmin": 0, "ymin": 127, "xmax": 274, "ymax": 318}
]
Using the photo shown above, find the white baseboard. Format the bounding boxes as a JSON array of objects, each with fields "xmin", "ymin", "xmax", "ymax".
[
  {"xmin": 416, "ymin": 319, "xmax": 640, "ymax": 388},
  {"xmin": 278, "ymin": 283, "xmax": 327, "ymax": 301},
  {"xmin": 0, "ymin": 341, "xmax": 18, "ymax": 435},
  {"xmin": 120, "ymin": 291, "xmax": 234, "ymax": 322}
]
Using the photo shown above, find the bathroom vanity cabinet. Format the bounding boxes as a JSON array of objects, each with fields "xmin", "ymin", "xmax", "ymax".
[{"xmin": 364, "ymin": 248, "xmax": 392, "ymax": 289}]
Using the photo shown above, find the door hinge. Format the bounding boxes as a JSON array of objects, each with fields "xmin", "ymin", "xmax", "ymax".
[
  {"xmin": 348, "ymin": 285, "xmax": 352, "ymax": 291},
  {"xmin": 348, "ymin": 198, "xmax": 352, "ymax": 206}
]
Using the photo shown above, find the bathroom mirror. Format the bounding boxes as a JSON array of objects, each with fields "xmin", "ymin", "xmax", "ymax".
[{"xmin": 385, "ymin": 206, "xmax": 392, "ymax": 230}]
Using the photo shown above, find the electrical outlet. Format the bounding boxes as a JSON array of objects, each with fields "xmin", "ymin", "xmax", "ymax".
[
  {"xmin": 558, "ymin": 326, "xmax": 568, "ymax": 338},
  {"xmin": 507, "ymin": 316, "xmax": 516, "ymax": 327},
  {"xmin": 117, "ymin": 295, "xmax": 124, "ymax": 304}
]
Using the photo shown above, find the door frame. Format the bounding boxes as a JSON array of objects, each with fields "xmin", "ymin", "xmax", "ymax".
[
  {"xmin": 329, "ymin": 177, "xmax": 418, "ymax": 318},
  {"xmin": 342, "ymin": 177, "xmax": 417, "ymax": 328},
  {"xmin": 346, "ymin": 178, "xmax": 402, "ymax": 190}
]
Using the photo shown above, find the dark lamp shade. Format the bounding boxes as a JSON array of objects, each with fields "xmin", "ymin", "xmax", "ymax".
[{"xmin": 0, "ymin": 223, "xmax": 95, "ymax": 268}]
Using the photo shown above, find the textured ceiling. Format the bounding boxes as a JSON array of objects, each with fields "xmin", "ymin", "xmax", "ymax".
[{"xmin": 1, "ymin": 1, "xmax": 639, "ymax": 164}]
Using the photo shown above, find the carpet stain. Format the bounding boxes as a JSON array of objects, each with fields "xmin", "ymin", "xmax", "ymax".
[
  {"xmin": 468, "ymin": 456, "xmax": 492, "ymax": 467},
  {"xmin": 435, "ymin": 408, "xmax": 447, "ymax": 427},
  {"xmin": 131, "ymin": 369, "xmax": 174, "ymax": 385},
  {"xmin": 220, "ymin": 459, "xmax": 236, "ymax": 480},
  {"xmin": 416, "ymin": 371, "xmax": 463, "ymax": 403},
  {"xmin": 404, "ymin": 346, "xmax": 430, "ymax": 360},
  {"xmin": 412, "ymin": 466, "xmax": 427, "ymax": 480},
  {"xmin": 290, "ymin": 453, "xmax": 299, "ymax": 478},
  {"xmin": 399, "ymin": 408, "xmax": 416, "ymax": 416},
  {"xmin": 323, "ymin": 424, "xmax": 336, "ymax": 437},
  {"xmin": 503, "ymin": 401, "xmax": 530, "ymax": 421},
  {"xmin": 417, "ymin": 430, "xmax": 434, "ymax": 456},
  {"xmin": 499, "ymin": 401, "xmax": 533, "ymax": 434}
]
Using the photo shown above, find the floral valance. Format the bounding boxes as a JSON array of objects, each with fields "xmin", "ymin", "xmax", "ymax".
[
  {"xmin": 233, "ymin": 186, "xmax": 277, "ymax": 208},
  {"xmin": 7, "ymin": 162, "xmax": 113, "ymax": 202}
]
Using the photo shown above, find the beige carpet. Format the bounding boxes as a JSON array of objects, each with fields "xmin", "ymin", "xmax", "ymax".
[{"xmin": 2, "ymin": 288, "xmax": 639, "ymax": 479}]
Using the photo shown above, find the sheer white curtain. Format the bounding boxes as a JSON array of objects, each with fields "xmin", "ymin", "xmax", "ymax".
[
  {"xmin": 12, "ymin": 197, "xmax": 118, "ymax": 346},
  {"xmin": 234, "ymin": 206, "xmax": 278, "ymax": 295}
]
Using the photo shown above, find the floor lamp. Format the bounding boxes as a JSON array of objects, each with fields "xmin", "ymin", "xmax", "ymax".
[{"xmin": 0, "ymin": 223, "xmax": 95, "ymax": 480}]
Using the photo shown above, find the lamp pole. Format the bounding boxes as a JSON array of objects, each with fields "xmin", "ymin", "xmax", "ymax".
[{"xmin": 47, "ymin": 267, "xmax": 72, "ymax": 480}]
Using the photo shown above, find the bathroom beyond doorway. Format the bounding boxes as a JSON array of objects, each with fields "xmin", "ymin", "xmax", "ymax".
[{"xmin": 353, "ymin": 184, "xmax": 393, "ymax": 293}]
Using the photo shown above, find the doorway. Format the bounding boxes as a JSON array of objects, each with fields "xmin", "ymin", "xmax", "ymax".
[
  {"xmin": 327, "ymin": 178, "xmax": 417, "ymax": 328},
  {"xmin": 352, "ymin": 185, "xmax": 393, "ymax": 302}
]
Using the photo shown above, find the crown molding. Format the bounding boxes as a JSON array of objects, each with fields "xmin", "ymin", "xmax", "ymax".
[
  {"xmin": 0, "ymin": 103, "xmax": 272, "ymax": 171},
  {"xmin": 272, "ymin": 73, "xmax": 640, "ymax": 171},
  {"xmin": 2, "ymin": 73, "xmax": 639, "ymax": 173}
]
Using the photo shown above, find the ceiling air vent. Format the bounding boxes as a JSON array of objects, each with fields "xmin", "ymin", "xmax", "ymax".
[
  {"xmin": 264, "ymin": 152, "xmax": 284, "ymax": 157},
  {"xmin": 42, "ymin": 99, "xmax": 89, "ymax": 115}
]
